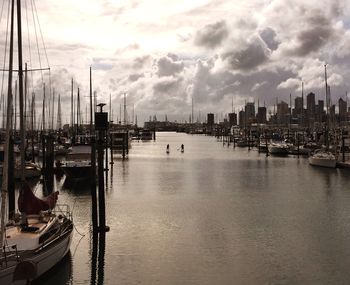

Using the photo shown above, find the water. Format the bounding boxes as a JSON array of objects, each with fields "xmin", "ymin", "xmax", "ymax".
[{"xmin": 37, "ymin": 132, "xmax": 350, "ymax": 284}]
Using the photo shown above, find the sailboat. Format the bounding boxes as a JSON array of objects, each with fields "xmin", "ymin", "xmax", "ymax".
[
  {"xmin": 308, "ymin": 65, "xmax": 336, "ymax": 168},
  {"xmin": 0, "ymin": 1, "xmax": 73, "ymax": 283}
]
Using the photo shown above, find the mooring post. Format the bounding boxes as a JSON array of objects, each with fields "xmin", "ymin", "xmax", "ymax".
[
  {"xmin": 265, "ymin": 130, "xmax": 269, "ymax": 157},
  {"xmin": 105, "ymin": 132, "xmax": 109, "ymax": 175},
  {"xmin": 8, "ymin": 136, "xmax": 15, "ymax": 219},
  {"xmin": 122, "ymin": 134, "xmax": 126, "ymax": 160},
  {"xmin": 297, "ymin": 133, "xmax": 300, "ymax": 158},
  {"xmin": 342, "ymin": 131, "xmax": 345, "ymax": 163},
  {"xmin": 110, "ymin": 133, "xmax": 114, "ymax": 165},
  {"xmin": 126, "ymin": 130, "xmax": 129, "ymax": 155},
  {"xmin": 90, "ymin": 136, "xmax": 98, "ymax": 233},
  {"xmin": 45, "ymin": 135, "xmax": 54, "ymax": 194}
]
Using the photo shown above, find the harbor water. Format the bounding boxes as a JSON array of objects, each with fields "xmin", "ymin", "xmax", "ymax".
[{"xmin": 35, "ymin": 132, "xmax": 350, "ymax": 284}]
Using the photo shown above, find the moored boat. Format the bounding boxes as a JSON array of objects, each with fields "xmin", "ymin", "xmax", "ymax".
[{"xmin": 308, "ymin": 150, "xmax": 336, "ymax": 168}]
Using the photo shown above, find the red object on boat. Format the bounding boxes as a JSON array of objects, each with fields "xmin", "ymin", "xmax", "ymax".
[{"xmin": 18, "ymin": 183, "xmax": 59, "ymax": 215}]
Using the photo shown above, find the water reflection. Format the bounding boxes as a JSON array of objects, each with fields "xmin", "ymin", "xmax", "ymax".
[{"xmin": 90, "ymin": 231, "xmax": 106, "ymax": 285}]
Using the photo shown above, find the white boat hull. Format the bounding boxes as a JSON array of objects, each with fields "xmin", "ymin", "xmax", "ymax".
[
  {"xmin": 0, "ymin": 225, "xmax": 73, "ymax": 284},
  {"xmin": 308, "ymin": 156, "xmax": 336, "ymax": 168}
]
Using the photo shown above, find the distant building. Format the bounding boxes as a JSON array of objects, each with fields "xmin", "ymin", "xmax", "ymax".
[
  {"xmin": 316, "ymin": 100, "xmax": 325, "ymax": 123},
  {"xmin": 306, "ymin": 92, "xmax": 316, "ymax": 115},
  {"xmin": 294, "ymin": 97, "xmax": 303, "ymax": 115},
  {"xmin": 228, "ymin": 112, "xmax": 237, "ymax": 126},
  {"xmin": 239, "ymin": 110, "xmax": 245, "ymax": 127},
  {"xmin": 207, "ymin": 113, "xmax": 214, "ymax": 126},
  {"xmin": 257, "ymin": 107, "xmax": 267, "ymax": 124},
  {"xmin": 245, "ymin": 102, "xmax": 255, "ymax": 125},
  {"xmin": 277, "ymin": 101, "xmax": 289, "ymax": 125},
  {"xmin": 338, "ymin": 97, "xmax": 347, "ymax": 122}
]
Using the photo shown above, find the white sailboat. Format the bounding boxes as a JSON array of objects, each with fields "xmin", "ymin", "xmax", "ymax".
[
  {"xmin": 308, "ymin": 65, "xmax": 337, "ymax": 168},
  {"xmin": 0, "ymin": 1, "xmax": 73, "ymax": 283}
]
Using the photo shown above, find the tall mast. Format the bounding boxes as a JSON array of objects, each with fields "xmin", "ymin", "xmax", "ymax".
[
  {"xmin": 109, "ymin": 93, "xmax": 111, "ymax": 122},
  {"xmin": 301, "ymin": 81, "xmax": 304, "ymax": 127},
  {"xmin": 51, "ymin": 88, "xmax": 55, "ymax": 130},
  {"xmin": 1, "ymin": 0, "xmax": 15, "ymax": 248},
  {"xmin": 42, "ymin": 83, "xmax": 45, "ymax": 132},
  {"xmin": 57, "ymin": 93, "xmax": 61, "ymax": 130},
  {"xmin": 71, "ymin": 78, "xmax": 73, "ymax": 131},
  {"xmin": 89, "ymin": 67, "xmax": 93, "ymax": 134},
  {"xmin": 17, "ymin": 0, "xmax": 25, "ymax": 182},
  {"xmin": 123, "ymin": 92, "xmax": 126, "ymax": 125}
]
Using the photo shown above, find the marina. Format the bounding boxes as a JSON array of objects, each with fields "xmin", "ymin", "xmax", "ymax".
[
  {"xmin": 1, "ymin": 0, "xmax": 350, "ymax": 284},
  {"xmin": 17, "ymin": 132, "xmax": 350, "ymax": 285}
]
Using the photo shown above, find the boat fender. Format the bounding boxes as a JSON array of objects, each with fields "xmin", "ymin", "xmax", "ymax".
[{"xmin": 13, "ymin": 260, "xmax": 37, "ymax": 281}]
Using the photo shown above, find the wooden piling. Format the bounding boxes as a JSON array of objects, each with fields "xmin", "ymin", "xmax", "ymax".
[
  {"xmin": 110, "ymin": 134, "xmax": 114, "ymax": 165},
  {"xmin": 97, "ymin": 133, "xmax": 106, "ymax": 232},
  {"xmin": 8, "ymin": 136, "xmax": 15, "ymax": 219},
  {"xmin": 45, "ymin": 135, "xmax": 54, "ymax": 194},
  {"xmin": 90, "ymin": 137, "xmax": 98, "ymax": 233}
]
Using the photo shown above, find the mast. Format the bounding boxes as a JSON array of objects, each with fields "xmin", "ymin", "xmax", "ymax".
[
  {"xmin": 57, "ymin": 93, "xmax": 61, "ymax": 130},
  {"xmin": 42, "ymin": 83, "xmax": 45, "ymax": 132},
  {"xmin": 89, "ymin": 67, "xmax": 93, "ymax": 134},
  {"xmin": 77, "ymin": 87, "xmax": 80, "ymax": 133},
  {"xmin": 51, "ymin": 88, "xmax": 55, "ymax": 130},
  {"xmin": 71, "ymin": 78, "xmax": 73, "ymax": 132},
  {"xmin": 123, "ymin": 92, "xmax": 126, "ymax": 125},
  {"xmin": 324, "ymin": 64, "xmax": 329, "ymax": 149},
  {"xmin": 301, "ymin": 81, "xmax": 304, "ymax": 127},
  {"xmin": 1, "ymin": 0, "xmax": 15, "ymax": 248},
  {"xmin": 17, "ymin": 0, "xmax": 25, "ymax": 183},
  {"xmin": 109, "ymin": 93, "xmax": 111, "ymax": 122}
]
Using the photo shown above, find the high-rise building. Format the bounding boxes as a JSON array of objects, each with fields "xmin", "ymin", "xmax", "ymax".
[
  {"xmin": 277, "ymin": 101, "xmax": 289, "ymax": 125},
  {"xmin": 306, "ymin": 92, "xmax": 316, "ymax": 115},
  {"xmin": 228, "ymin": 112, "xmax": 237, "ymax": 126},
  {"xmin": 257, "ymin": 107, "xmax": 267, "ymax": 124},
  {"xmin": 239, "ymin": 110, "xmax": 245, "ymax": 127},
  {"xmin": 245, "ymin": 102, "xmax": 255, "ymax": 125},
  {"xmin": 207, "ymin": 113, "xmax": 214, "ymax": 126},
  {"xmin": 339, "ymin": 97, "xmax": 347, "ymax": 122},
  {"xmin": 316, "ymin": 100, "xmax": 324, "ymax": 123},
  {"xmin": 294, "ymin": 96, "xmax": 303, "ymax": 115}
]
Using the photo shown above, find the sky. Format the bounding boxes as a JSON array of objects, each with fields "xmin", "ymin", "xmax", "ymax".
[{"xmin": 1, "ymin": 0, "xmax": 350, "ymax": 126}]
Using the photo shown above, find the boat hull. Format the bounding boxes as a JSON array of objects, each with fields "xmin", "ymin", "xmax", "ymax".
[
  {"xmin": 61, "ymin": 164, "xmax": 91, "ymax": 181},
  {"xmin": 0, "ymin": 224, "xmax": 73, "ymax": 284},
  {"xmin": 308, "ymin": 157, "xmax": 336, "ymax": 168}
]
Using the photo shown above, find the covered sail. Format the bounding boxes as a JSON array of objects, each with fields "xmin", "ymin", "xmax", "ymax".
[{"xmin": 18, "ymin": 183, "xmax": 59, "ymax": 214}]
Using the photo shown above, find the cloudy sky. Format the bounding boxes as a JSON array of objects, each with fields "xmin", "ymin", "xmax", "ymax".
[{"xmin": 1, "ymin": 0, "xmax": 350, "ymax": 125}]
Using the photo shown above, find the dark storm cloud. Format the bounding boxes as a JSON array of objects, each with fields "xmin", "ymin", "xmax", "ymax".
[
  {"xmin": 156, "ymin": 55, "xmax": 184, "ymax": 77},
  {"xmin": 286, "ymin": 12, "xmax": 336, "ymax": 57},
  {"xmin": 194, "ymin": 20, "xmax": 228, "ymax": 48},
  {"xmin": 276, "ymin": 0, "xmax": 345, "ymax": 58},
  {"xmin": 221, "ymin": 37, "xmax": 270, "ymax": 71},
  {"xmin": 259, "ymin": 27, "xmax": 279, "ymax": 51}
]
